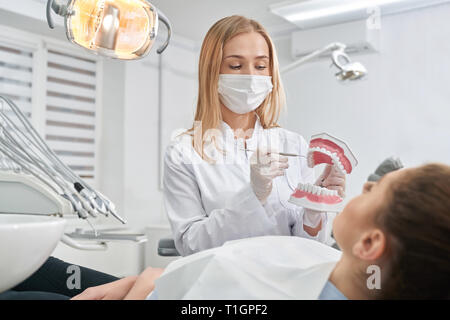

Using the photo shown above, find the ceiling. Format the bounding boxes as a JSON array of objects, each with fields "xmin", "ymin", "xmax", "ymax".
[
  {"xmin": 18, "ymin": 0, "xmax": 303, "ymax": 44},
  {"xmin": 150, "ymin": 0, "xmax": 304, "ymax": 43}
]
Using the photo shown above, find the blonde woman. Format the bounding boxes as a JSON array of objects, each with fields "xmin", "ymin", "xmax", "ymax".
[{"xmin": 163, "ymin": 16, "xmax": 346, "ymax": 256}]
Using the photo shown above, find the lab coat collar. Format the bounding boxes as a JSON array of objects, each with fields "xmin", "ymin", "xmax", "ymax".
[{"xmin": 219, "ymin": 112, "xmax": 263, "ymax": 149}]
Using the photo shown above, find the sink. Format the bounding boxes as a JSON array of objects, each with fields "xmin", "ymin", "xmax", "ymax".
[{"xmin": 0, "ymin": 214, "xmax": 66, "ymax": 293}]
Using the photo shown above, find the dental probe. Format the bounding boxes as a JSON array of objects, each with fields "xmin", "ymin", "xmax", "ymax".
[{"xmin": 241, "ymin": 149, "xmax": 306, "ymax": 158}]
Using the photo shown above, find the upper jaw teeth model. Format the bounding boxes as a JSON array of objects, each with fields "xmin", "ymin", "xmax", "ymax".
[{"xmin": 289, "ymin": 132, "xmax": 358, "ymax": 212}]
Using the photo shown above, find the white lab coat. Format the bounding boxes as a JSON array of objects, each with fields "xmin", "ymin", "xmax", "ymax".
[
  {"xmin": 151, "ymin": 236, "xmax": 341, "ymax": 300},
  {"xmin": 163, "ymin": 117, "xmax": 329, "ymax": 256}
]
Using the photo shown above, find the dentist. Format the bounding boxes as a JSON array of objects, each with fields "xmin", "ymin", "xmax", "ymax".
[{"xmin": 163, "ymin": 15, "xmax": 346, "ymax": 256}]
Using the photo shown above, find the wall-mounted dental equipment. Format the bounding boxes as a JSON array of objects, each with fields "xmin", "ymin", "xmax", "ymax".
[
  {"xmin": 281, "ymin": 42, "xmax": 368, "ymax": 81},
  {"xmin": 0, "ymin": 95, "xmax": 124, "ymax": 224},
  {"xmin": 46, "ymin": 0, "xmax": 172, "ymax": 59},
  {"xmin": 0, "ymin": 95, "xmax": 147, "ymax": 250},
  {"xmin": 289, "ymin": 132, "xmax": 358, "ymax": 212}
]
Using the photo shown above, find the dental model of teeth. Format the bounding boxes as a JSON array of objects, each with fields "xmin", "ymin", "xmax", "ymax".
[
  {"xmin": 289, "ymin": 133, "xmax": 358, "ymax": 213},
  {"xmin": 307, "ymin": 133, "xmax": 357, "ymax": 175},
  {"xmin": 290, "ymin": 183, "xmax": 343, "ymax": 212},
  {"xmin": 307, "ymin": 147, "xmax": 347, "ymax": 175}
]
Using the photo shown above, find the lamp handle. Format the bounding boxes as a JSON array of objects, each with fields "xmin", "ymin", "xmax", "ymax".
[
  {"xmin": 156, "ymin": 9, "xmax": 172, "ymax": 54},
  {"xmin": 46, "ymin": 0, "xmax": 69, "ymax": 29},
  {"xmin": 331, "ymin": 49, "xmax": 351, "ymax": 71},
  {"xmin": 46, "ymin": 0, "xmax": 55, "ymax": 29}
]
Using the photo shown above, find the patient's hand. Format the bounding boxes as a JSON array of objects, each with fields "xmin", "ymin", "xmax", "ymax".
[
  {"xmin": 124, "ymin": 267, "xmax": 165, "ymax": 300},
  {"xmin": 71, "ymin": 276, "xmax": 138, "ymax": 300}
]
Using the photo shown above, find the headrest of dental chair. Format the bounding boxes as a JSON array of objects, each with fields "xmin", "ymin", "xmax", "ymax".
[{"xmin": 367, "ymin": 156, "xmax": 404, "ymax": 182}]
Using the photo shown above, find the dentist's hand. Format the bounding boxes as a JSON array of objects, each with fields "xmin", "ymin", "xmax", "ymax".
[
  {"xmin": 302, "ymin": 164, "xmax": 346, "ymax": 234},
  {"xmin": 315, "ymin": 164, "xmax": 346, "ymax": 198},
  {"xmin": 250, "ymin": 148, "xmax": 289, "ymax": 204}
]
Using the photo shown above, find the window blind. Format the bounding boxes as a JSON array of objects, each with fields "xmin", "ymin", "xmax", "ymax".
[
  {"xmin": 0, "ymin": 42, "xmax": 33, "ymax": 118},
  {"xmin": 44, "ymin": 49, "xmax": 98, "ymax": 185}
]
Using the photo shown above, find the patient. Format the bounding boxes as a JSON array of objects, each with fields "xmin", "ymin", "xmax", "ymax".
[{"xmin": 72, "ymin": 163, "xmax": 450, "ymax": 300}]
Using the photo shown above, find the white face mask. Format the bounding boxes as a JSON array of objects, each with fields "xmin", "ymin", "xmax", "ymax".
[{"xmin": 218, "ymin": 74, "xmax": 273, "ymax": 114}]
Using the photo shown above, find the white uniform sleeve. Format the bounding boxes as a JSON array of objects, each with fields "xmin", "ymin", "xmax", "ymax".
[
  {"xmin": 289, "ymin": 134, "xmax": 329, "ymax": 243},
  {"xmin": 163, "ymin": 144, "xmax": 283, "ymax": 256}
]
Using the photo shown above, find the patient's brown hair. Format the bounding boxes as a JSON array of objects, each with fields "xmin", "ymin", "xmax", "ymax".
[{"xmin": 376, "ymin": 163, "xmax": 450, "ymax": 299}]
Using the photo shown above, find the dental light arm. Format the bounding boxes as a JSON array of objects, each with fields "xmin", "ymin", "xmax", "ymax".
[
  {"xmin": 282, "ymin": 42, "xmax": 345, "ymax": 73},
  {"xmin": 281, "ymin": 42, "xmax": 367, "ymax": 81}
]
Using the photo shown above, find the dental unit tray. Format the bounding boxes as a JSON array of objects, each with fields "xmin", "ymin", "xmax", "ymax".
[
  {"xmin": 0, "ymin": 95, "xmax": 134, "ymax": 250},
  {"xmin": 0, "ymin": 171, "xmax": 73, "ymax": 216},
  {"xmin": 65, "ymin": 227, "xmax": 148, "ymax": 243},
  {"xmin": 289, "ymin": 132, "xmax": 358, "ymax": 213}
]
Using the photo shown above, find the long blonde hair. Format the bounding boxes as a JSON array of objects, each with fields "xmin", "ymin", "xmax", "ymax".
[{"xmin": 188, "ymin": 15, "xmax": 286, "ymax": 160}]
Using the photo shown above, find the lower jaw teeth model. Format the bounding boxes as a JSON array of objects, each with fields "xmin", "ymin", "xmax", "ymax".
[{"xmin": 289, "ymin": 133, "xmax": 358, "ymax": 212}]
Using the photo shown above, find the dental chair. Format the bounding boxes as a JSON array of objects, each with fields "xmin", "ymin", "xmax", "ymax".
[
  {"xmin": 158, "ymin": 237, "xmax": 180, "ymax": 256},
  {"xmin": 368, "ymin": 157, "xmax": 404, "ymax": 182}
]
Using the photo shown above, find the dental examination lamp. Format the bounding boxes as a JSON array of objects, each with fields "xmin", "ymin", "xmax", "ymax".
[
  {"xmin": 46, "ymin": 0, "xmax": 172, "ymax": 59},
  {"xmin": 281, "ymin": 42, "xmax": 367, "ymax": 81}
]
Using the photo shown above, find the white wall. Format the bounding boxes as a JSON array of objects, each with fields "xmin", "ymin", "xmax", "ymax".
[
  {"xmin": 122, "ymin": 36, "xmax": 197, "ymax": 230},
  {"xmin": 121, "ymin": 35, "xmax": 197, "ymax": 268},
  {"xmin": 275, "ymin": 4, "xmax": 450, "ymax": 205},
  {"xmin": 98, "ymin": 59, "xmax": 126, "ymax": 217}
]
